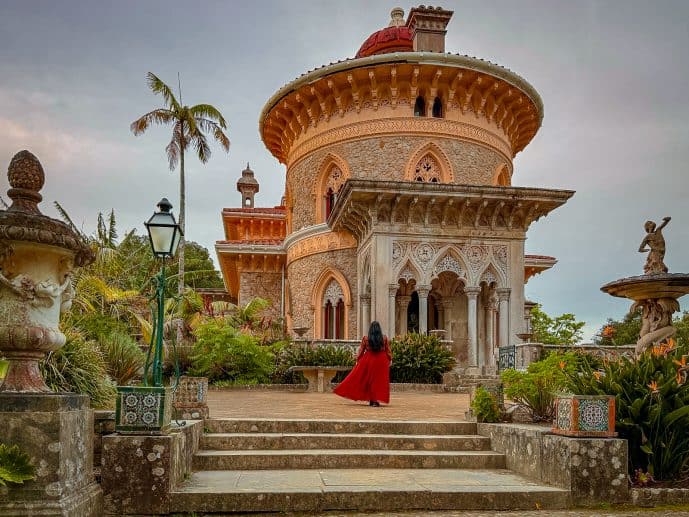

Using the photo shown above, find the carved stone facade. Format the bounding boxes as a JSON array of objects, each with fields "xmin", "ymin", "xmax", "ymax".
[{"xmin": 216, "ymin": 6, "xmax": 573, "ymax": 373}]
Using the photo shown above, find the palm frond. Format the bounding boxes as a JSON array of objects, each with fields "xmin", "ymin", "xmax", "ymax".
[
  {"xmin": 146, "ymin": 72, "xmax": 180, "ymax": 110},
  {"xmin": 196, "ymin": 118, "xmax": 230, "ymax": 152},
  {"xmin": 130, "ymin": 109, "xmax": 175, "ymax": 135},
  {"xmin": 166, "ymin": 122, "xmax": 182, "ymax": 170},
  {"xmin": 190, "ymin": 104, "xmax": 227, "ymax": 128},
  {"xmin": 191, "ymin": 133, "xmax": 211, "ymax": 163},
  {"xmin": 53, "ymin": 202, "xmax": 85, "ymax": 239}
]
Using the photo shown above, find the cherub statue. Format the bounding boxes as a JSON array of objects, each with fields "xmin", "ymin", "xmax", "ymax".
[{"xmin": 639, "ymin": 216, "xmax": 671, "ymax": 275}]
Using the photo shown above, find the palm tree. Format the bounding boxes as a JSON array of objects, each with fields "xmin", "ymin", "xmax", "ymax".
[{"xmin": 130, "ymin": 72, "xmax": 230, "ymax": 341}]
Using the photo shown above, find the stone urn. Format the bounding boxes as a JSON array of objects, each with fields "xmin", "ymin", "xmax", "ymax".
[{"xmin": 0, "ymin": 150, "xmax": 94, "ymax": 392}]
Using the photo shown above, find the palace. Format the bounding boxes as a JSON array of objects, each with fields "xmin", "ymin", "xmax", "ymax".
[{"xmin": 216, "ymin": 5, "xmax": 573, "ymax": 373}]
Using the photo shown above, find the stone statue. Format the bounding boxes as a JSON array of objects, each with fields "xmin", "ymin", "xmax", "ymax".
[
  {"xmin": 631, "ymin": 297, "xmax": 679, "ymax": 354},
  {"xmin": 639, "ymin": 216, "xmax": 671, "ymax": 275}
]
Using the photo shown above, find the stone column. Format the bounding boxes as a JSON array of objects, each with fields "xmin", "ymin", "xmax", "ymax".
[
  {"xmin": 465, "ymin": 287, "xmax": 481, "ymax": 366},
  {"xmin": 396, "ymin": 295, "xmax": 411, "ymax": 334},
  {"xmin": 498, "ymin": 288, "xmax": 511, "ymax": 347},
  {"xmin": 360, "ymin": 294, "xmax": 371, "ymax": 334},
  {"xmin": 485, "ymin": 291, "xmax": 499, "ymax": 368},
  {"xmin": 441, "ymin": 298, "xmax": 456, "ymax": 340},
  {"xmin": 417, "ymin": 285, "xmax": 431, "ymax": 335},
  {"xmin": 388, "ymin": 284, "xmax": 398, "ymax": 336}
]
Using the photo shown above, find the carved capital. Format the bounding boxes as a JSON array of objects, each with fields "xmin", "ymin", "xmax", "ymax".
[
  {"xmin": 497, "ymin": 288, "xmax": 511, "ymax": 301},
  {"xmin": 416, "ymin": 284, "xmax": 432, "ymax": 298},
  {"xmin": 388, "ymin": 284, "xmax": 399, "ymax": 297},
  {"xmin": 464, "ymin": 287, "xmax": 481, "ymax": 299}
]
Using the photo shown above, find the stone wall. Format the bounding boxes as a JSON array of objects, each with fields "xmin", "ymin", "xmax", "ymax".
[
  {"xmin": 287, "ymin": 248, "xmax": 357, "ymax": 339},
  {"xmin": 477, "ymin": 423, "xmax": 628, "ymax": 506},
  {"xmin": 287, "ymin": 136, "xmax": 505, "ymax": 231},
  {"xmin": 101, "ymin": 420, "xmax": 202, "ymax": 515},
  {"xmin": 238, "ymin": 271, "xmax": 282, "ymax": 320}
]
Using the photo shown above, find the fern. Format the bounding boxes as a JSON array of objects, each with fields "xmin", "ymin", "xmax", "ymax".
[{"xmin": 0, "ymin": 443, "xmax": 36, "ymax": 486}]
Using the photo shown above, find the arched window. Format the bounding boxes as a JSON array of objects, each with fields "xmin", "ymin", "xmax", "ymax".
[
  {"xmin": 244, "ymin": 197, "xmax": 251, "ymax": 206},
  {"xmin": 432, "ymin": 97, "xmax": 443, "ymax": 118},
  {"xmin": 323, "ymin": 166, "xmax": 344, "ymax": 219},
  {"xmin": 323, "ymin": 279, "xmax": 345, "ymax": 339},
  {"xmin": 325, "ymin": 187, "xmax": 336, "ymax": 219},
  {"xmin": 414, "ymin": 154, "xmax": 441, "ymax": 183},
  {"xmin": 414, "ymin": 96, "xmax": 426, "ymax": 117}
]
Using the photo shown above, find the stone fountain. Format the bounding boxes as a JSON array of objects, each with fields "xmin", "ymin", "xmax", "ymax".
[
  {"xmin": 0, "ymin": 151, "xmax": 102, "ymax": 516},
  {"xmin": 601, "ymin": 217, "xmax": 689, "ymax": 354}
]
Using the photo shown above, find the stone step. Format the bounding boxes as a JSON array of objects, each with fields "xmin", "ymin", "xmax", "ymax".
[
  {"xmin": 194, "ymin": 449, "xmax": 506, "ymax": 470},
  {"xmin": 171, "ymin": 469, "xmax": 570, "ymax": 513},
  {"xmin": 201, "ymin": 432, "xmax": 491, "ymax": 451},
  {"xmin": 204, "ymin": 418, "xmax": 477, "ymax": 435}
]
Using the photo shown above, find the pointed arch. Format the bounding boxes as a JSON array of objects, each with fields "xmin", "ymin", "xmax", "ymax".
[
  {"xmin": 311, "ymin": 267, "xmax": 352, "ymax": 339},
  {"xmin": 492, "ymin": 163, "xmax": 512, "ymax": 186},
  {"xmin": 315, "ymin": 153, "xmax": 351, "ymax": 223},
  {"xmin": 478, "ymin": 262, "xmax": 507, "ymax": 288},
  {"xmin": 396, "ymin": 259, "xmax": 422, "ymax": 285},
  {"xmin": 432, "ymin": 245, "xmax": 469, "ymax": 281},
  {"xmin": 405, "ymin": 142, "xmax": 454, "ymax": 183}
]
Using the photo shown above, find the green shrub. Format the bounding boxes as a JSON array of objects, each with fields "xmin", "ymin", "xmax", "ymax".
[
  {"xmin": 471, "ymin": 386, "xmax": 501, "ymax": 423},
  {"xmin": 98, "ymin": 332, "xmax": 145, "ymax": 386},
  {"xmin": 70, "ymin": 312, "xmax": 130, "ymax": 341},
  {"xmin": 390, "ymin": 334, "xmax": 455, "ymax": 384},
  {"xmin": 271, "ymin": 343, "xmax": 355, "ymax": 384},
  {"xmin": 0, "ymin": 443, "xmax": 36, "ymax": 486},
  {"xmin": 164, "ymin": 344, "xmax": 195, "ymax": 378},
  {"xmin": 564, "ymin": 339, "xmax": 689, "ymax": 480},
  {"xmin": 501, "ymin": 351, "xmax": 594, "ymax": 421},
  {"xmin": 190, "ymin": 318, "xmax": 274, "ymax": 384},
  {"xmin": 41, "ymin": 332, "xmax": 117, "ymax": 409}
]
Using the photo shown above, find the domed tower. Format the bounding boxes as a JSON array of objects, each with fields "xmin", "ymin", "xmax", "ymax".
[
  {"xmin": 237, "ymin": 163, "xmax": 259, "ymax": 208},
  {"xmin": 258, "ymin": 6, "xmax": 573, "ymax": 372}
]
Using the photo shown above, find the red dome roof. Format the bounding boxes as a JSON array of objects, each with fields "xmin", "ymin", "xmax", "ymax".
[{"xmin": 356, "ymin": 25, "xmax": 413, "ymax": 58}]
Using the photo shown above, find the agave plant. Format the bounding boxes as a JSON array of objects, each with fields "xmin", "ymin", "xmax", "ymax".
[{"xmin": 0, "ymin": 444, "xmax": 35, "ymax": 486}]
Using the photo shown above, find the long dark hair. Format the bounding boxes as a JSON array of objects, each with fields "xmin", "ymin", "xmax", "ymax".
[{"xmin": 368, "ymin": 321, "xmax": 384, "ymax": 352}]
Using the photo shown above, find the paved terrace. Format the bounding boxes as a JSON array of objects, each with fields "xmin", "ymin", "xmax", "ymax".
[{"xmin": 207, "ymin": 390, "xmax": 470, "ymax": 420}]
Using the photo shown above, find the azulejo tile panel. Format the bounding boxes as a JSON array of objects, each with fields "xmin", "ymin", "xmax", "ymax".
[
  {"xmin": 578, "ymin": 398, "xmax": 609, "ymax": 432},
  {"xmin": 115, "ymin": 386, "xmax": 171, "ymax": 434},
  {"xmin": 552, "ymin": 395, "xmax": 616, "ymax": 437}
]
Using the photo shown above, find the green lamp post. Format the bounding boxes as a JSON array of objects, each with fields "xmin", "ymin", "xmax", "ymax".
[
  {"xmin": 143, "ymin": 198, "xmax": 183, "ymax": 387},
  {"xmin": 115, "ymin": 198, "xmax": 182, "ymax": 434}
]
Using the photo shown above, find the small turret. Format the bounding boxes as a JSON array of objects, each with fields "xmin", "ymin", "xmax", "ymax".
[{"xmin": 236, "ymin": 162, "xmax": 259, "ymax": 208}]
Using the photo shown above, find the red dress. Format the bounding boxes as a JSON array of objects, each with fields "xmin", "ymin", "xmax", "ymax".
[{"xmin": 334, "ymin": 336, "xmax": 392, "ymax": 404}]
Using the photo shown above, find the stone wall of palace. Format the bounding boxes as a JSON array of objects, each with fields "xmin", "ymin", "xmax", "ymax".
[
  {"xmin": 286, "ymin": 134, "xmax": 506, "ymax": 232},
  {"xmin": 238, "ymin": 271, "xmax": 282, "ymax": 321},
  {"xmin": 287, "ymin": 247, "xmax": 358, "ymax": 340}
]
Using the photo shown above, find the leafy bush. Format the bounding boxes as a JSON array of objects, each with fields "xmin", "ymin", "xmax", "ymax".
[
  {"xmin": 190, "ymin": 318, "xmax": 274, "ymax": 384},
  {"xmin": 0, "ymin": 443, "xmax": 36, "ymax": 486},
  {"xmin": 69, "ymin": 312, "xmax": 130, "ymax": 341},
  {"xmin": 471, "ymin": 386, "xmax": 501, "ymax": 423},
  {"xmin": 390, "ymin": 333, "xmax": 455, "ymax": 384},
  {"xmin": 501, "ymin": 351, "xmax": 596, "ymax": 421},
  {"xmin": 41, "ymin": 332, "xmax": 117, "ymax": 409},
  {"xmin": 98, "ymin": 332, "xmax": 145, "ymax": 385},
  {"xmin": 164, "ymin": 344, "xmax": 195, "ymax": 378},
  {"xmin": 272, "ymin": 343, "xmax": 354, "ymax": 384},
  {"xmin": 564, "ymin": 339, "xmax": 689, "ymax": 480}
]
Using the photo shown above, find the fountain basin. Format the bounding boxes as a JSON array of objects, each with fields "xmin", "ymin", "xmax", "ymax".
[{"xmin": 601, "ymin": 273, "xmax": 689, "ymax": 301}]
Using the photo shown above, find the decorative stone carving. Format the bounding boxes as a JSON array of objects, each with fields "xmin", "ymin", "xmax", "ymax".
[
  {"xmin": 481, "ymin": 269, "xmax": 497, "ymax": 286},
  {"xmin": 324, "ymin": 279, "xmax": 344, "ymax": 304},
  {"xmin": 0, "ymin": 150, "xmax": 94, "ymax": 392},
  {"xmin": 433, "ymin": 254, "xmax": 465, "ymax": 278},
  {"xmin": 399, "ymin": 263, "xmax": 418, "ymax": 283},
  {"xmin": 413, "ymin": 155, "xmax": 441, "ymax": 183},
  {"xmin": 638, "ymin": 217, "xmax": 670, "ymax": 275},
  {"xmin": 414, "ymin": 242, "xmax": 436, "ymax": 270}
]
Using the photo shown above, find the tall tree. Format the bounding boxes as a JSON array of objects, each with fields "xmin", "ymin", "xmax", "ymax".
[{"xmin": 130, "ymin": 72, "xmax": 230, "ymax": 341}]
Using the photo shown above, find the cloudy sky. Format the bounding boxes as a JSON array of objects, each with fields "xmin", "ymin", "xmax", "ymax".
[{"xmin": 1, "ymin": 1, "xmax": 688, "ymax": 341}]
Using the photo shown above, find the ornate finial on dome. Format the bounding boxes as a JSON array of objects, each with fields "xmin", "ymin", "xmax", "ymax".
[
  {"xmin": 6, "ymin": 150, "xmax": 44, "ymax": 214},
  {"xmin": 389, "ymin": 7, "xmax": 405, "ymax": 27}
]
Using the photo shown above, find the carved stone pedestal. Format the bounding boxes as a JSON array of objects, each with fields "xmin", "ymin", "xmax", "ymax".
[
  {"xmin": 0, "ymin": 393, "xmax": 103, "ymax": 516},
  {"xmin": 173, "ymin": 376, "xmax": 209, "ymax": 420}
]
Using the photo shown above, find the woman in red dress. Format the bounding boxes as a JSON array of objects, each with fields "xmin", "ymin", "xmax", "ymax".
[{"xmin": 334, "ymin": 321, "xmax": 391, "ymax": 406}]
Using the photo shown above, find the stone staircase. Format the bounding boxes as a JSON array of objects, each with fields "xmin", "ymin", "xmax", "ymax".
[{"xmin": 171, "ymin": 418, "xmax": 570, "ymax": 513}]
